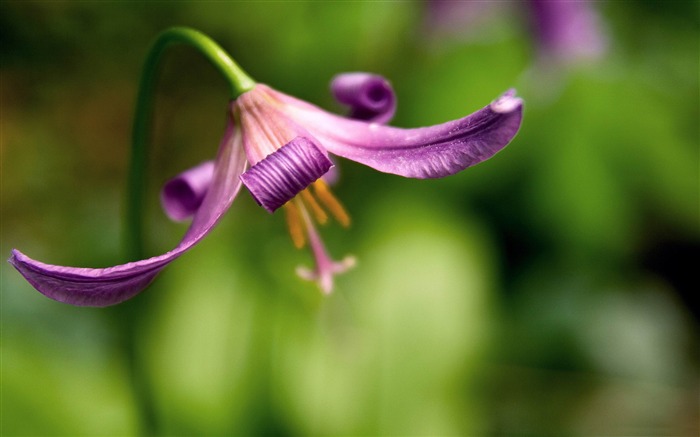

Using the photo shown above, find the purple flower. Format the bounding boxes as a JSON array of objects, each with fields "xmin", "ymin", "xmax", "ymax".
[{"xmin": 9, "ymin": 73, "xmax": 522, "ymax": 306}]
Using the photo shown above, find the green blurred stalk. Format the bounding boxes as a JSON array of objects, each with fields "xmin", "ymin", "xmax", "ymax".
[
  {"xmin": 118, "ymin": 27, "xmax": 255, "ymax": 435},
  {"xmin": 127, "ymin": 26, "xmax": 254, "ymax": 258}
]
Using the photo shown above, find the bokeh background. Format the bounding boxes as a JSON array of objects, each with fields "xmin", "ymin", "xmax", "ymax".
[{"xmin": 2, "ymin": 1, "xmax": 698, "ymax": 436}]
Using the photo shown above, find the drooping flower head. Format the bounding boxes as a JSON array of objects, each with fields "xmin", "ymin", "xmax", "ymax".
[{"xmin": 10, "ymin": 70, "xmax": 522, "ymax": 307}]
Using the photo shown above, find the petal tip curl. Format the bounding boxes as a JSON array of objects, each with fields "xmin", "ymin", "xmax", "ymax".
[
  {"xmin": 330, "ymin": 72, "xmax": 396, "ymax": 124},
  {"xmin": 490, "ymin": 89, "xmax": 523, "ymax": 114},
  {"xmin": 161, "ymin": 160, "xmax": 216, "ymax": 221}
]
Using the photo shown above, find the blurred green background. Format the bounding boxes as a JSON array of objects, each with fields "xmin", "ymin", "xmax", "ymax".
[{"xmin": 2, "ymin": 1, "xmax": 698, "ymax": 436}]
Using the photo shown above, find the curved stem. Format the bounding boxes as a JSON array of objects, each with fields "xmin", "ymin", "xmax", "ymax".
[
  {"xmin": 119, "ymin": 27, "xmax": 255, "ymax": 436},
  {"xmin": 126, "ymin": 26, "xmax": 255, "ymax": 259}
]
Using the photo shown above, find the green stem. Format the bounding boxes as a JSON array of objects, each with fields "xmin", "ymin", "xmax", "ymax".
[
  {"xmin": 126, "ymin": 26, "xmax": 254, "ymax": 259},
  {"xmin": 119, "ymin": 27, "xmax": 255, "ymax": 436}
]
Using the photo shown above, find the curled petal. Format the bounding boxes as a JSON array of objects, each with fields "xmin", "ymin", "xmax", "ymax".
[
  {"xmin": 330, "ymin": 73, "xmax": 396, "ymax": 124},
  {"xmin": 161, "ymin": 160, "xmax": 215, "ymax": 221},
  {"xmin": 240, "ymin": 136, "xmax": 333, "ymax": 213},
  {"xmin": 9, "ymin": 120, "xmax": 247, "ymax": 307},
  {"xmin": 276, "ymin": 85, "xmax": 523, "ymax": 179}
]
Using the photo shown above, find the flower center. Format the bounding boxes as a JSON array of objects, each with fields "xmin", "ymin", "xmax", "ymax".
[
  {"xmin": 235, "ymin": 84, "xmax": 355, "ymax": 292},
  {"xmin": 284, "ymin": 179, "xmax": 355, "ymax": 293},
  {"xmin": 240, "ymin": 137, "xmax": 333, "ymax": 213},
  {"xmin": 283, "ymin": 179, "xmax": 350, "ymax": 249},
  {"xmin": 236, "ymin": 85, "xmax": 302, "ymax": 165}
]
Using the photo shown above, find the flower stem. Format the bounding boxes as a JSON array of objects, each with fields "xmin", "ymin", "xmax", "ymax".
[
  {"xmin": 120, "ymin": 27, "xmax": 255, "ymax": 435},
  {"xmin": 127, "ymin": 26, "xmax": 255, "ymax": 259}
]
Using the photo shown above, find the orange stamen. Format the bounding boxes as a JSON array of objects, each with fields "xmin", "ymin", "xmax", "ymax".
[
  {"xmin": 312, "ymin": 180, "xmax": 351, "ymax": 227},
  {"xmin": 284, "ymin": 202, "xmax": 306, "ymax": 248},
  {"xmin": 300, "ymin": 189, "xmax": 328, "ymax": 225}
]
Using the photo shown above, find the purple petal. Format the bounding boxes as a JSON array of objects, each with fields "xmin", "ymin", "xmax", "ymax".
[
  {"xmin": 9, "ymin": 117, "xmax": 247, "ymax": 307},
  {"xmin": 240, "ymin": 136, "xmax": 333, "ymax": 213},
  {"xmin": 275, "ymin": 85, "xmax": 523, "ymax": 179},
  {"xmin": 330, "ymin": 73, "xmax": 396, "ymax": 124},
  {"xmin": 161, "ymin": 160, "xmax": 215, "ymax": 221}
]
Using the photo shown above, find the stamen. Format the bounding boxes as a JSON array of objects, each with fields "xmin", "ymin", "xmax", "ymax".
[
  {"xmin": 312, "ymin": 180, "xmax": 351, "ymax": 227},
  {"xmin": 284, "ymin": 202, "xmax": 306, "ymax": 248},
  {"xmin": 300, "ymin": 189, "xmax": 328, "ymax": 225}
]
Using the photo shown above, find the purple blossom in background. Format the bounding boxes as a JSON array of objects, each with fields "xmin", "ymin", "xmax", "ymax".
[
  {"xmin": 10, "ymin": 73, "xmax": 522, "ymax": 306},
  {"xmin": 529, "ymin": 0, "xmax": 607, "ymax": 64},
  {"xmin": 426, "ymin": 0, "xmax": 607, "ymax": 65}
]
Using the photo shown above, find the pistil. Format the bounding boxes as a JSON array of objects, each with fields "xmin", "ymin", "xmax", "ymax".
[{"xmin": 282, "ymin": 181, "xmax": 355, "ymax": 292}]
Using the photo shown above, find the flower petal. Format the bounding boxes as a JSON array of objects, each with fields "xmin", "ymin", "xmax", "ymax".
[
  {"xmin": 9, "ymin": 118, "xmax": 247, "ymax": 307},
  {"xmin": 240, "ymin": 136, "xmax": 333, "ymax": 213},
  {"xmin": 161, "ymin": 160, "xmax": 216, "ymax": 221},
  {"xmin": 330, "ymin": 73, "xmax": 396, "ymax": 124},
  {"xmin": 278, "ymin": 86, "xmax": 523, "ymax": 179}
]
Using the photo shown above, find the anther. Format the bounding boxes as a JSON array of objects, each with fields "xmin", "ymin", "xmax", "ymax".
[
  {"xmin": 312, "ymin": 180, "xmax": 351, "ymax": 227},
  {"xmin": 284, "ymin": 202, "xmax": 306, "ymax": 248},
  {"xmin": 300, "ymin": 189, "xmax": 328, "ymax": 225}
]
